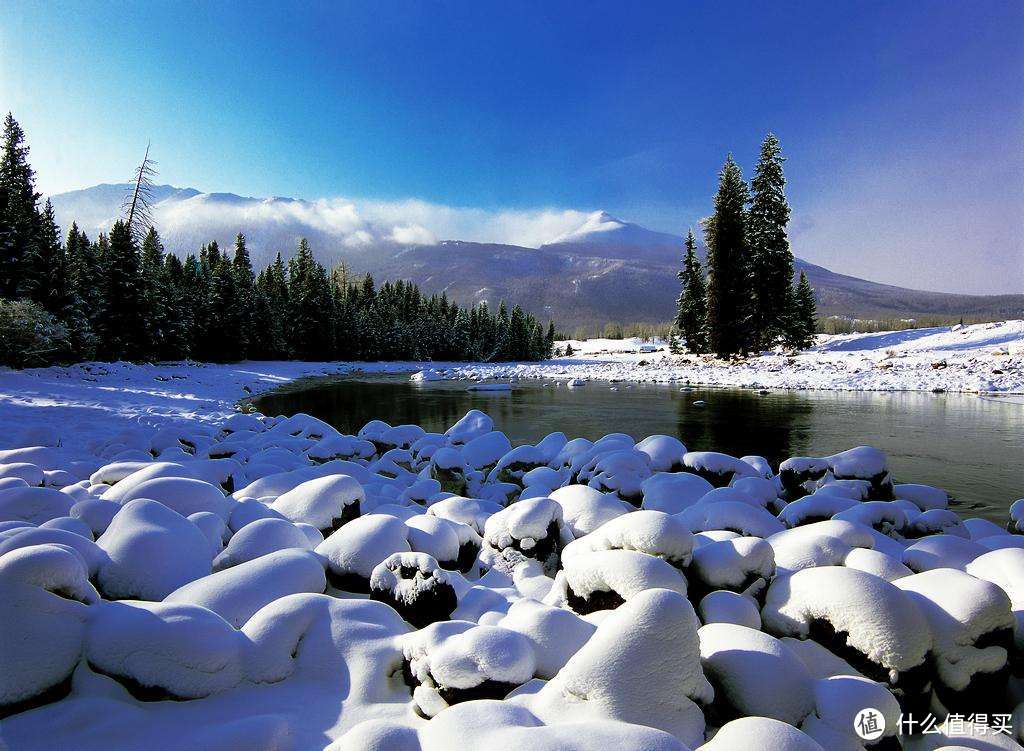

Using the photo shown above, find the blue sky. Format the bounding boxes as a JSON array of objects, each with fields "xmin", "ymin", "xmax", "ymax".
[{"xmin": 1, "ymin": 1, "xmax": 1022, "ymax": 293}]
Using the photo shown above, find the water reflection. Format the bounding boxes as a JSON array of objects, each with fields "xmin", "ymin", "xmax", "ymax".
[{"xmin": 254, "ymin": 376, "xmax": 1023, "ymax": 522}]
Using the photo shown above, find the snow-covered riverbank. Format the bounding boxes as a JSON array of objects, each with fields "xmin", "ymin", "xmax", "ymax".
[
  {"xmin": 461, "ymin": 320, "xmax": 1024, "ymax": 394},
  {"xmin": 0, "ymin": 321, "xmax": 1020, "ymax": 459}
]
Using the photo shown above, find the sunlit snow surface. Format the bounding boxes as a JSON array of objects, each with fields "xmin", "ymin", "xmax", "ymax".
[{"xmin": 0, "ymin": 322, "xmax": 1022, "ymax": 750}]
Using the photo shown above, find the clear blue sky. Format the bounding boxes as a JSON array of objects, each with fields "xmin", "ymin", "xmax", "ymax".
[{"xmin": 1, "ymin": 1, "xmax": 1022, "ymax": 293}]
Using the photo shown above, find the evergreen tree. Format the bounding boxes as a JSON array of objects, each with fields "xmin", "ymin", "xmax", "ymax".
[
  {"xmin": 287, "ymin": 239, "xmax": 334, "ymax": 360},
  {"xmin": 25, "ymin": 199, "xmax": 67, "ymax": 315},
  {"xmin": 231, "ymin": 233, "xmax": 255, "ymax": 357},
  {"xmin": 63, "ymin": 224, "xmax": 98, "ymax": 359},
  {"xmin": 545, "ymin": 321, "xmax": 556, "ymax": 359},
  {"xmin": 0, "ymin": 113, "xmax": 41, "ymax": 298},
  {"xmin": 675, "ymin": 228, "xmax": 707, "ymax": 353},
  {"xmin": 139, "ymin": 227, "xmax": 169, "ymax": 357},
  {"xmin": 787, "ymin": 271, "xmax": 817, "ymax": 349},
  {"xmin": 704, "ymin": 154, "xmax": 751, "ymax": 357},
  {"xmin": 96, "ymin": 221, "xmax": 145, "ymax": 360},
  {"xmin": 748, "ymin": 133, "xmax": 795, "ymax": 350},
  {"xmin": 161, "ymin": 253, "xmax": 190, "ymax": 358}
]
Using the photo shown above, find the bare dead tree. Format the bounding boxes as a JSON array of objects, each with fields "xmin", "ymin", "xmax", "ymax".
[{"xmin": 122, "ymin": 142, "xmax": 158, "ymax": 244}]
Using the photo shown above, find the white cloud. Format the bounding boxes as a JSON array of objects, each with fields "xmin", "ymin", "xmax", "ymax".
[{"xmin": 148, "ymin": 192, "xmax": 593, "ymax": 250}]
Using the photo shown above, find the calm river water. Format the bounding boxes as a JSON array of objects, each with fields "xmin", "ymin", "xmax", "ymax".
[{"xmin": 255, "ymin": 375, "xmax": 1024, "ymax": 523}]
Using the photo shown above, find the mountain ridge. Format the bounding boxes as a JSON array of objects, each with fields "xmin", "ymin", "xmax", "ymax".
[{"xmin": 48, "ymin": 184, "xmax": 1023, "ymax": 328}]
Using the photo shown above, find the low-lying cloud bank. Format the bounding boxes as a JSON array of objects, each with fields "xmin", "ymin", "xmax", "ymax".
[{"xmin": 69, "ymin": 188, "xmax": 599, "ymax": 251}]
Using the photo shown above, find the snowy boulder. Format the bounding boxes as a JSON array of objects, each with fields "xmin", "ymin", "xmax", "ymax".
[
  {"xmin": 84, "ymin": 599, "xmax": 243, "ymax": 700},
  {"xmin": 562, "ymin": 510, "xmax": 694, "ymax": 569},
  {"xmin": 698, "ymin": 590, "xmax": 762, "ymax": 629},
  {"xmin": 403, "ymin": 621, "xmax": 536, "ymax": 717},
  {"xmin": 556, "ymin": 549, "xmax": 688, "ymax": 615},
  {"xmin": 762, "ymin": 566, "xmax": 932, "ymax": 708},
  {"xmin": 166, "ymin": 548, "xmax": 327, "ymax": 628},
  {"xmin": 0, "ymin": 462, "xmax": 44, "ymax": 487},
  {"xmin": 689, "ymin": 536, "xmax": 775, "ymax": 601},
  {"xmin": 895, "ymin": 568, "xmax": 1015, "ymax": 714},
  {"xmin": 966, "ymin": 548, "xmax": 1024, "ymax": 673},
  {"xmin": 306, "ymin": 434, "xmax": 376, "ymax": 463},
  {"xmin": 905, "ymin": 508, "xmax": 970, "ymax": 539},
  {"xmin": 227, "ymin": 497, "xmax": 289, "ymax": 532},
  {"xmin": 489, "ymin": 445, "xmax": 548, "ymax": 487},
  {"xmin": 779, "ymin": 457, "xmax": 830, "ymax": 498},
  {"xmin": 212, "ymin": 517, "xmax": 313, "ymax": 570},
  {"xmin": 701, "ymin": 717, "xmax": 826, "ymax": 751},
  {"xmin": 777, "ymin": 493, "xmax": 858, "ymax": 528},
  {"xmin": 89, "ymin": 461, "xmax": 154, "ymax": 487},
  {"xmin": 98, "ymin": 461, "xmax": 192, "ymax": 503},
  {"xmin": 842, "ymin": 547, "xmax": 912, "ymax": 582},
  {"xmin": 189, "ymin": 511, "xmax": 227, "ymax": 557},
  {"xmin": 117, "ymin": 476, "xmax": 234, "ymax": 520},
  {"xmin": 462, "ymin": 431, "xmax": 513, "ymax": 472},
  {"xmin": 267, "ymin": 412, "xmax": 336, "ymax": 442},
  {"xmin": 586, "ymin": 448, "xmax": 653, "ymax": 505},
  {"xmin": 833, "ymin": 501, "xmax": 910, "ymax": 540},
  {"xmin": 316, "ymin": 513, "xmax": 411, "ymax": 592},
  {"xmin": 69, "ymin": 497, "xmax": 121, "ymax": 537},
  {"xmin": 0, "ymin": 526, "xmax": 106, "ymax": 577},
  {"xmin": 770, "ymin": 533, "xmax": 853, "ymax": 578},
  {"xmin": 641, "ymin": 471, "xmax": 715, "ymax": 514},
  {"xmin": 525, "ymin": 588, "xmax": 713, "ymax": 748},
  {"xmin": 95, "ymin": 498, "xmax": 212, "ymax": 600},
  {"xmin": 369, "ymin": 552, "xmax": 457, "ymax": 628},
  {"xmin": 231, "ymin": 459, "xmax": 367, "ymax": 502},
  {"xmin": 767, "ymin": 520, "xmax": 876, "ymax": 558},
  {"xmin": 373, "ymin": 448, "xmax": 417, "ymax": 479},
  {"xmin": 681, "ymin": 451, "xmax": 758, "ymax": 487},
  {"xmin": 826, "ymin": 446, "xmax": 893, "ymax": 499},
  {"xmin": 0, "ymin": 486, "xmax": 75, "ymax": 525},
  {"xmin": 480, "ymin": 497, "xmax": 570, "ymax": 576},
  {"xmin": 430, "ymin": 447, "xmax": 470, "ymax": 496},
  {"xmin": 902, "ymin": 535, "xmax": 988, "ymax": 573},
  {"xmin": 404, "ymin": 514, "xmax": 462, "ymax": 569},
  {"xmin": 800, "ymin": 674, "xmax": 901, "ymax": 750},
  {"xmin": 270, "ymin": 473, "xmax": 364, "ymax": 535},
  {"xmin": 635, "ymin": 435, "xmax": 687, "ymax": 473},
  {"xmin": 0, "ymin": 544, "xmax": 96, "ymax": 717},
  {"xmin": 40, "ymin": 515, "xmax": 94, "ymax": 539},
  {"xmin": 679, "ymin": 499, "xmax": 785, "ymax": 538},
  {"xmin": 445, "ymin": 410, "xmax": 495, "ymax": 446},
  {"xmin": 219, "ymin": 412, "xmax": 265, "ymax": 435},
  {"xmin": 547, "ymin": 484, "xmax": 629, "ymax": 537},
  {"xmin": 699, "ymin": 622, "xmax": 815, "ymax": 725},
  {"xmin": 498, "ymin": 598, "xmax": 597, "ymax": 679},
  {"xmin": 894, "ymin": 483, "xmax": 949, "ymax": 511}
]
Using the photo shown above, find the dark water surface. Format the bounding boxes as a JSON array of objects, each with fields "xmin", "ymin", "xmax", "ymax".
[{"xmin": 255, "ymin": 375, "xmax": 1024, "ymax": 523}]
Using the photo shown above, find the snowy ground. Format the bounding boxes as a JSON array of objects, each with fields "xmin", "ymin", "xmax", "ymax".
[
  {"xmin": 488, "ymin": 320, "xmax": 1024, "ymax": 394},
  {"xmin": 2, "ymin": 325, "xmax": 1024, "ymax": 750}
]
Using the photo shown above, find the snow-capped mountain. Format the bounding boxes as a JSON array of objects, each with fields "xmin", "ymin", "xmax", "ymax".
[{"xmin": 49, "ymin": 184, "xmax": 1023, "ymax": 328}]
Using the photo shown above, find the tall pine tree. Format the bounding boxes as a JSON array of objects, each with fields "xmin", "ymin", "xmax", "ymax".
[
  {"xmin": 97, "ymin": 221, "xmax": 145, "ymax": 360},
  {"xmin": 0, "ymin": 113, "xmax": 41, "ymax": 299},
  {"xmin": 704, "ymin": 154, "xmax": 751, "ymax": 357},
  {"xmin": 748, "ymin": 133, "xmax": 795, "ymax": 350},
  {"xmin": 788, "ymin": 271, "xmax": 817, "ymax": 349},
  {"xmin": 675, "ymin": 228, "xmax": 707, "ymax": 353}
]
